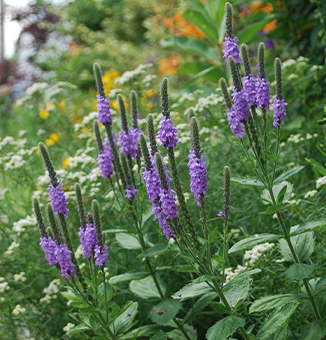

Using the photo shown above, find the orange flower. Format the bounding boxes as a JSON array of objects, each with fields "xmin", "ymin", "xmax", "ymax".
[
  {"xmin": 250, "ymin": 1, "xmax": 262, "ymax": 11},
  {"xmin": 263, "ymin": 19, "xmax": 277, "ymax": 33},
  {"xmin": 240, "ymin": 8, "xmax": 251, "ymax": 18},
  {"xmin": 261, "ymin": 3, "xmax": 273, "ymax": 13},
  {"xmin": 158, "ymin": 56, "xmax": 183, "ymax": 76}
]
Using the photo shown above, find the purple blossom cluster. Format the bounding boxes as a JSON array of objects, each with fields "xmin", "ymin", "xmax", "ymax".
[
  {"xmin": 160, "ymin": 187, "xmax": 179, "ymax": 220},
  {"xmin": 126, "ymin": 184, "xmax": 137, "ymax": 200},
  {"xmin": 97, "ymin": 149, "xmax": 114, "ymax": 179},
  {"xmin": 256, "ymin": 77, "xmax": 270, "ymax": 110},
  {"xmin": 79, "ymin": 223, "xmax": 98, "ymax": 259},
  {"xmin": 94, "ymin": 245, "xmax": 109, "ymax": 266},
  {"xmin": 227, "ymin": 107, "xmax": 245, "ymax": 138},
  {"xmin": 243, "ymin": 74, "xmax": 256, "ymax": 107},
  {"xmin": 187, "ymin": 150, "xmax": 209, "ymax": 207},
  {"xmin": 97, "ymin": 95, "xmax": 113, "ymax": 125},
  {"xmin": 223, "ymin": 36, "xmax": 241, "ymax": 66},
  {"xmin": 152, "ymin": 203, "xmax": 174, "ymax": 239},
  {"xmin": 119, "ymin": 128, "xmax": 141, "ymax": 158},
  {"xmin": 40, "ymin": 236, "xmax": 58, "ymax": 265},
  {"xmin": 55, "ymin": 243, "xmax": 76, "ymax": 279},
  {"xmin": 232, "ymin": 88, "xmax": 250, "ymax": 122},
  {"xmin": 157, "ymin": 116, "xmax": 178, "ymax": 148},
  {"xmin": 272, "ymin": 98, "xmax": 287, "ymax": 127},
  {"xmin": 104, "ymin": 133, "xmax": 118, "ymax": 152},
  {"xmin": 48, "ymin": 180, "xmax": 69, "ymax": 219}
]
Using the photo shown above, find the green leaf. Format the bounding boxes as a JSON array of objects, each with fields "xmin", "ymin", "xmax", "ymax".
[
  {"xmin": 290, "ymin": 217, "xmax": 326, "ymax": 236},
  {"xmin": 250, "ymin": 294, "xmax": 302, "ymax": 313},
  {"xmin": 206, "ymin": 0, "xmax": 227, "ymax": 24},
  {"xmin": 116, "ymin": 233, "xmax": 141, "ymax": 250},
  {"xmin": 177, "ymin": 265, "xmax": 197, "ymax": 273},
  {"xmin": 150, "ymin": 299, "xmax": 182, "ymax": 325},
  {"xmin": 172, "ymin": 282, "xmax": 213, "ymax": 301},
  {"xmin": 208, "ymin": 227, "xmax": 218, "ymax": 244},
  {"xmin": 302, "ymin": 321, "xmax": 326, "ymax": 340},
  {"xmin": 261, "ymin": 182, "xmax": 293, "ymax": 205},
  {"xmin": 109, "ymin": 272, "xmax": 148, "ymax": 284},
  {"xmin": 212, "ymin": 254, "xmax": 225, "ymax": 265},
  {"xmin": 199, "ymin": 242, "xmax": 207, "ymax": 260},
  {"xmin": 166, "ymin": 323, "xmax": 198, "ymax": 340},
  {"xmin": 97, "ymin": 281, "xmax": 112, "ymax": 301},
  {"xmin": 103, "ymin": 228, "xmax": 129, "ymax": 234},
  {"xmin": 137, "ymin": 242, "xmax": 169, "ymax": 258},
  {"xmin": 150, "ymin": 330, "xmax": 168, "ymax": 340},
  {"xmin": 285, "ymin": 264, "xmax": 314, "ymax": 280},
  {"xmin": 206, "ymin": 316, "xmax": 246, "ymax": 340},
  {"xmin": 224, "ymin": 277, "xmax": 250, "ymax": 307},
  {"xmin": 313, "ymin": 276, "xmax": 326, "ymax": 296},
  {"xmin": 306, "ymin": 158, "xmax": 326, "ymax": 176},
  {"xmin": 111, "ymin": 301, "xmax": 138, "ymax": 336},
  {"xmin": 141, "ymin": 207, "xmax": 155, "ymax": 227},
  {"xmin": 184, "ymin": 292, "xmax": 217, "ymax": 323},
  {"xmin": 183, "ymin": 65, "xmax": 225, "ymax": 85},
  {"xmin": 130, "ymin": 276, "xmax": 165, "ymax": 300},
  {"xmin": 238, "ymin": 17, "xmax": 271, "ymax": 44},
  {"xmin": 273, "ymin": 166, "xmax": 305, "ymax": 185},
  {"xmin": 224, "ymin": 269, "xmax": 261, "ymax": 287},
  {"xmin": 259, "ymin": 204, "xmax": 285, "ymax": 215},
  {"xmin": 66, "ymin": 324, "xmax": 91, "ymax": 335},
  {"xmin": 120, "ymin": 325, "xmax": 162, "ymax": 339},
  {"xmin": 256, "ymin": 302, "xmax": 298, "ymax": 340},
  {"xmin": 210, "ymin": 302, "xmax": 232, "ymax": 314},
  {"xmin": 186, "ymin": 0, "xmax": 205, "ymax": 12},
  {"xmin": 161, "ymin": 36, "xmax": 220, "ymax": 63},
  {"xmin": 229, "ymin": 234, "xmax": 282, "ymax": 253},
  {"xmin": 61, "ymin": 291, "xmax": 84, "ymax": 303},
  {"xmin": 265, "ymin": 325, "xmax": 288, "ymax": 340},
  {"xmin": 231, "ymin": 176, "xmax": 264, "ymax": 187},
  {"xmin": 279, "ymin": 231, "xmax": 315, "ymax": 262},
  {"xmin": 182, "ymin": 9, "xmax": 219, "ymax": 44}
]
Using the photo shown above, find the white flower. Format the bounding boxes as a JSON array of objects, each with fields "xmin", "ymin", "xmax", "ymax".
[
  {"xmin": 287, "ymin": 134, "xmax": 302, "ymax": 143},
  {"xmin": 37, "ymin": 129, "xmax": 46, "ymax": 136},
  {"xmin": 12, "ymin": 304, "xmax": 26, "ymax": 316},
  {"xmin": 304, "ymin": 190, "xmax": 317, "ymax": 198},
  {"xmin": 115, "ymin": 64, "xmax": 152, "ymax": 85},
  {"xmin": 0, "ymin": 282, "xmax": 10, "ymax": 293},
  {"xmin": 63, "ymin": 323, "xmax": 75, "ymax": 333},
  {"xmin": 306, "ymin": 133, "xmax": 313, "ymax": 140},
  {"xmin": 75, "ymin": 245, "xmax": 83, "ymax": 259},
  {"xmin": 316, "ymin": 177, "xmax": 326, "ymax": 189},
  {"xmin": 5, "ymin": 241, "xmax": 19, "ymax": 255},
  {"xmin": 13, "ymin": 216, "xmax": 37, "ymax": 234},
  {"xmin": 18, "ymin": 130, "xmax": 27, "ymax": 137},
  {"xmin": 281, "ymin": 59, "xmax": 295, "ymax": 68},
  {"xmin": 14, "ymin": 272, "xmax": 27, "ymax": 282},
  {"xmin": 169, "ymin": 238, "xmax": 175, "ymax": 244},
  {"xmin": 25, "ymin": 82, "xmax": 48, "ymax": 95},
  {"xmin": 43, "ymin": 279, "xmax": 60, "ymax": 295}
]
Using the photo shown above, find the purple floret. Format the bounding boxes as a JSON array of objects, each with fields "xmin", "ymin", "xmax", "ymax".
[
  {"xmin": 272, "ymin": 98, "xmax": 287, "ymax": 127},
  {"xmin": 159, "ymin": 187, "xmax": 179, "ymax": 220},
  {"xmin": 97, "ymin": 149, "xmax": 114, "ymax": 179},
  {"xmin": 227, "ymin": 107, "xmax": 245, "ymax": 138},
  {"xmin": 223, "ymin": 36, "xmax": 241, "ymax": 66},
  {"xmin": 119, "ymin": 128, "xmax": 140, "ymax": 159},
  {"xmin": 125, "ymin": 184, "xmax": 137, "ymax": 200},
  {"xmin": 157, "ymin": 116, "xmax": 178, "ymax": 149},
  {"xmin": 79, "ymin": 223, "xmax": 98, "ymax": 259},
  {"xmin": 243, "ymin": 74, "xmax": 256, "ymax": 107},
  {"xmin": 256, "ymin": 77, "xmax": 270, "ymax": 110},
  {"xmin": 143, "ymin": 167, "xmax": 161, "ymax": 203},
  {"xmin": 97, "ymin": 94, "xmax": 113, "ymax": 125},
  {"xmin": 55, "ymin": 243, "xmax": 76, "ymax": 279},
  {"xmin": 232, "ymin": 88, "xmax": 250, "ymax": 123},
  {"xmin": 187, "ymin": 150, "xmax": 209, "ymax": 207},
  {"xmin": 40, "ymin": 236, "xmax": 58, "ymax": 265},
  {"xmin": 152, "ymin": 203, "xmax": 174, "ymax": 239},
  {"xmin": 48, "ymin": 180, "xmax": 69, "ymax": 219},
  {"xmin": 94, "ymin": 244, "xmax": 109, "ymax": 266}
]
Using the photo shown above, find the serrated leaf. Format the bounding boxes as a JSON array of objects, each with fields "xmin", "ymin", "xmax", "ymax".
[
  {"xmin": 109, "ymin": 272, "xmax": 148, "ymax": 284},
  {"xmin": 116, "ymin": 233, "xmax": 141, "ymax": 250},
  {"xmin": 150, "ymin": 299, "xmax": 182, "ymax": 325},
  {"xmin": 261, "ymin": 182, "xmax": 293, "ymax": 205},
  {"xmin": 110, "ymin": 301, "xmax": 138, "ymax": 336},
  {"xmin": 66, "ymin": 324, "xmax": 91, "ymax": 335},
  {"xmin": 313, "ymin": 276, "xmax": 326, "ymax": 296},
  {"xmin": 224, "ymin": 277, "xmax": 250, "ymax": 307},
  {"xmin": 61, "ymin": 291, "xmax": 84, "ymax": 303},
  {"xmin": 172, "ymin": 282, "xmax": 213, "ymax": 301},
  {"xmin": 120, "ymin": 325, "xmax": 162, "ymax": 339},
  {"xmin": 273, "ymin": 166, "xmax": 305, "ymax": 185},
  {"xmin": 212, "ymin": 254, "xmax": 225, "ymax": 265},
  {"xmin": 166, "ymin": 323, "xmax": 198, "ymax": 340},
  {"xmin": 137, "ymin": 242, "xmax": 169, "ymax": 258},
  {"xmin": 130, "ymin": 276, "xmax": 165, "ymax": 300},
  {"xmin": 206, "ymin": 316, "xmax": 246, "ymax": 340},
  {"xmin": 250, "ymin": 294, "xmax": 302, "ymax": 313},
  {"xmin": 231, "ymin": 176, "xmax": 264, "ymax": 187},
  {"xmin": 302, "ymin": 320, "xmax": 326, "ymax": 340},
  {"xmin": 290, "ymin": 217, "xmax": 326, "ymax": 236},
  {"xmin": 184, "ymin": 292, "xmax": 217, "ymax": 323},
  {"xmin": 259, "ymin": 204, "xmax": 285, "ymax": 215},
  {"xmin": 256, "ymin": 302, "xmax": 299, "ymax": 340},
  {"xmin": 285, "ymin": 264, "xmax": 314, "ymax": 280},
  {"xmin": 150, "ymin": 330, "xmax": 168, "ymax": 340},
  {"xmin": 177, "ymin": 265, "xmax": 197, "ymax": 272},
  {"xmin": 265, "ymin": 325, "xmax": 288, "ymax": 340},
  {"xmin": 229, "ymin": 234, "xmax": 282, "ymax": 253},
  {"xmin": 210, "ymin": 302, "xmax": 231, "ymax": 314}
]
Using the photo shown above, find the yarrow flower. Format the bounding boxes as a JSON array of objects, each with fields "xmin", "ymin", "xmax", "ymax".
[
  {"xmin": 152, "ymin": 203, "xmax": 174, "ymax": 239},
  {"xmin": 48, "ymin": 180, "xmax": 69, "ymax": 219},
  {"xmin": 94, "ymin": 245, "xmax": 109, "ymax": 266},
  {"xmin": 243, "ymin": 74, "xmax": 256, "ymax": 107},
  {"xmin": 157, "ymin": 116, "xmax": 178, "ymax": 148},
  {"xmin": 159, "ymin": 187, "xmax": 179, "ymax": 220},
  {"xmin": 223, "ymin": 37, "xmax": 241, "ymax": 66},
  {"xmin": 78, "ymin": 223, "xmax": 98, "ymax": 259},
  {"xmin": 227, "ymin": 107, "xmax": 245, "ymax": 138},
  {"xmin": 256, "ymin": 77, "xmax": 270, "ymax": 110},
  {"xmin": 125, "ymin": 184, "xmax": 137, "ymax": 200},
  {"xmin": 187, "ymin": 150, "xmax": 209, "ymax": 207},
  {"xmin": 119, "ymin": 128, "xmax": 141, "ymax": 158},
  {"xmin": 272, "ymin": 98, "xmax": 287, "ymax": 127},
  {"xmin": 55, "ymin": 244, "xmax": 76, "ymax": 279},
  {"xmin": 97, "ymin": 94, "xmax": 112, "ymax": 125},
  {"xmin": 40, "ymin": 236, "xmax": 58, "ymax": 265},
  {"xmin": 97, "ymin": 149, "xmax": 113, "ymax": 178}
]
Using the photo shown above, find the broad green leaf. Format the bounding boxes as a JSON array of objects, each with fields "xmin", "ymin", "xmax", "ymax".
[
  {"xmin": 184, "ymin": 292, "xmax": 217, "ymax": 323},
  {"xmin": 161, "ymin": 36, "xmax": 220, "ymax": 63},
  {"xmin": 273, "ymin": 166, "xmax": 305, "ymax": 185},
  {"xmin": 109, "ymin": 272, "xmax": 148, "ymax": 284},
  {"xmin": 149, "ymin": 299, "xmax": 182, "ymax": 325},
  {"xmin": 182, "ymin": 9, "xmax": 219, "ymax": 44},
  {"xmin": 137, "ymin": 242, "xmax": 169, "ymax": 258},
  {"xmin": 302, "ymin": 320, "xmax": 326, "ymax": 340},
  {"xmin": 259, "ymin": 204, "xmax": 285, "ymax": 215},
  {"xmin": 206, "ymin": 0, "xmax": 227, "ymax": 24},
  {"xmin": 210, "ymin": 302, "xmax": 231, "ymax": 314},
  {"xmin": 265, "ymin": 325, "xmax": 288, "ymax": 340},
  {"xmin": 313, "ymin": 276, "xmax": 326, "ymax": 296},
  {"xmin": 97, "ymin": 281, "xmax": 113, "ymax": 301},
  {"xmin": 306, "ymin": 158, "xmax": 326, "ymax": 176},
  {"xmin": 103, "ymin": 228, "xmax": 129, "ymax": 234},
  {"xmin": 285, "ymin": 263, "xmax": 314, "ymax": 280},
  {"xmin": 150, "ymin": 330, "xmax": 168, "ymax": 340},
  {"xmin": 261, "ymin": 182, "xmax": 293, "ymax": 205},
  {"xmin": 229, "ymin": 234, "xmax": 282, "ymax": 253},
  {"xmin": 256, "ymin": 302, "xmax": 299, "ymax": 340},
  {"xmin": 166, "ymin": 323, "xmax": 198, "ymax": 340},
  {"xmin": 238, "ymin": 17, "xmax": 271, "ymax": 44},
  {"xmin": 141, "ymin": 207, "xmax": 155, "ymax": 227},
  {"xmin": 224, "ymin": 277, "xmax": 250, "ymax": 307},
  {"xmin": 183, "ymin": 65, "xmax": 225, "ymax": 85},
  {"xmin": 111, "ymin": 301, "xmax": 138, "ymax": 335},
  {"xmin": 120, "ymin": 325, "xmax": 162, "ymax": 339},
  {"xmin": 250, "ymin": 294, "xmax": 302, "ymax": 313},
  {"xmin": 206, "ymin": 316, "xmax": 246, "ymax": 340},
  {"xmin": 172, "ymin": 281, "xmax": 213, "ymax": 301},
  {"xmin": 177, "ymin": 265, "xmax": 197, "ymax": 272},
  {"xmin": 208, "ymin": 227, "xmax": 218, "ymax": 244},
  {"xmin": 116, "ymin": 233, "xmax": 141, "ymax": 250},
  {"xmin": 290, "ymin": 217, "xmax": 326, "ymax": 236},
  {"xmin": 130, "ymin": 276, "xmax": 165, "ymax": 300},
  {"xmin": 66, "ymin": 324, "xmax": 91, "ymax": 335},
  {"xmin": 186, "ymin": 0, "xmax": 205, "ymax": 12},
  {"xmin": 231, "ymin": 176, "xmax": 264, "ymax": 187},
  {"xmin": 61, "ymin": 291, "xmax": 84, "ymax": 303}
]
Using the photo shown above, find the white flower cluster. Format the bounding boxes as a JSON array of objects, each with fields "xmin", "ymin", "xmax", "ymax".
[
  {"xmin": 287, "ymin": 134, "xmax": 304, "ymax": 143},
  {"xmin": 12, "ymin": 304, "xmax": 26, "ymax": 316},
  {"xmin": 317, "ymin": 177, "xmax": 326, "ymax": 189},
  {"xmin": 68, "ymin": 148, "xmax": 96, "ymax": 169},
  {"xmin": 63, "ymin": 323, "xmax": 75, "ymax": 333},
  {"xmin": 37, "ymin": 169, "xmax": 68, "ymax": 187},
  {"xmin": 223, "ymin": 265, "xmax": 245, "ymax": 283},
  {"xmin": 143, "ymin": 74, "xmax": 157, "ymax": 87},
  {"xmin": 74, "ymin": 111, "xmax": 98, "ymax": 132},
  {"xmin": 115, "ymin": 64, "xmax": 152, "ymax": 85},
  {"xmin": 244, "ymin": 243, "xmax": 275, "ymax": 267},
  {"xmin": 5, "ymin": 241, "xmax": 19, "ymax": 255},
  {"xmin": 40, "ymin": 279, "xmax": 61, "ymax": 304},
  {"xmin": 0, "ymin": 136, "xmax": 27, "ymax": 150},
  {"xmin": 281, "ymin": 59, "xmax": 296, "ymax": 68},
  {"xmin": 13, "ymin": 216, "xmax": 37, "ymax": 235},
  {"xmin": 0, "ymin": 278, "xmax": 10, "ymax": 293},
  {"xmin": 14, "ymin": 272, "xmax": 27, "ymax": 282},
  {"xmin": 4, "ymin": 155, "xmax": 26, "ymax": 171},
  {"xmin": 193, "ymin": 93, "xmax": 224, "ymax": 113},
  {"xmin": 178, "ymin": 93, "xmax": 196, "ymax": 103},
  {"xmin": 304, "ymin": 190, "xmax": 317, "ymax": 198}
]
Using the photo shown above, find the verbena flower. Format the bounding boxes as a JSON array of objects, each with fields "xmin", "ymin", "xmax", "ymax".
[
  {"xmin": 126, "ymin": 184, "xmax": 137, "ymax": 200},
  {"xmin": 157, "ymin": 116, "xmax": 178, "ymax": 148},
  {"xmin": 223, "ymin": 37, "xmax": 241, "ymax": 66},
  {"xmin": 78, "ymin": 222, "xmax": 98, "ymax": 259},
  {"xmin": 48, "ymin": 180, "xmax": 69, "ymax": 219},
  {"xmin": 94, "ymin": 244, "xmax": 109, "ymax": 266},
  {"xmin": 272, "ymin": 98, "xmax": 288, "ymax": 127},
  {"xmin": 40, "ymin": 236, "xmax": 58, "ymax": 265},
  {"xmin": 227, "ymin": 107, "xmax": 245, "ymax": 138},
  {"xmin": 256, "ymin": 77, "xmax": 270, "ymax": 110},
  {"xmin": 188, "ymin": 150, "xmax": 209, "ymax": 207},
  {"xmin": 152, "ymin": 203, "xmax": 174, "ymax": 239},
  {"xmin": 119, "ymin": 128, "xmax": 140, "ymax": 158},
  {"xmin": 55, "ymin": 243, "xmax": 76, "ymax": 279},
  {"xmin": 243, "ymin": 74, "xmax": 256, "ymax": 107},
  {"xmin": 232, "ymin": 88, "xmax": 249, "ymax": 122},
  {"xmin": 97, "ymin": 149, "xmax": 114, "ymax": 178},
  {"xmin": 159, "ymin": 187, "xmax": 179, "ymax": 220},
  {"xmin": 104, "ymin": 133, "xmax": 118, "ymax": 152},
  {"xmin": 97, "ymin": 94, "xmax": 112, "ymax": 125}
]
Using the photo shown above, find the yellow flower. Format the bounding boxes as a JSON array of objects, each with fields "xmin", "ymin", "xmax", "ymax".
[
  {"xmin": 45, "ymin": 139, "xmax": 55, "ymax": 146},
  {"xmin": 102, "ymin": 70, "xmax": 121, "ymax": 95},
  {"xmin": 63, "ymin": 157, "xmax": 70, "ymax": 169},
  {"xmin": 93, "ymin": 99, "xmax": 98, "ymax": 111},
  {"xmin": 35, "ymin": 149, "xmax": 40, "ymax": 155},
  {"xmin": 145, "ymin": 89, "xmax": 154, "ymax": 98},
  {"xmin": 82, "ymin": 127, "xmax": 90, "ymax": 134},
  {"xmin": 49, "ymin": 133, "xmax": 60, "ymax": 142},
  {"xmin": 62, "ymin": 185, "xmax": 70, "ymax": 191},
  {"xmin": 112, "ymin": 95, "xmax": 129, "ymax": 110},
  {"xmin": 146, "ymin": 102, "xmax": 153, "ymax": 110},
  {"xmin": 39, "ymin": 108, "xmax": 49, "ymax": 119},
  {"xmin": 58, "ymin": 99, "xmax": 66, "ymax": 111}
]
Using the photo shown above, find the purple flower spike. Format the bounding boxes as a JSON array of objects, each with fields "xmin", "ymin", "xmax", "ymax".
[
  {"xmin": 55, "ymin": 243, "xmax": 76, "ymax": 279},
  {"xmin": 125, "ymin": 185, "xmax": 137, "ymax": 200},
  {"xmin": 97, "ymin": 95, "xmax": 112, "ymax": 125},
  {"xmin": 160, "ymin": 187, "xmax": 179, "ymax": 220},
  {"xmin": 188, "ymin": 150, "xmax": 209, "ymax": 207},
  {"xmin": 217, "ymin": 211, "xmax": 226, "ymax": 218},
  {"xmin": 223, "ymin": 36, "xmax": 241, "ymax": 66},
  {"xmin": 143, "ymin": 166, "xmax": 161, "ymax": 203},
  {"xmin": 40, "ymin": 236, "xmax": 58, "ymax": 265},
  {"xmin": 119, "ymin": 128, "xmax": 140, "ymax": 158},
  {"xmin": 94, "ymin": 244, "xmax": 109, "ymax": 266},
  {"xmin": 157, "ymin": 116, "xmax": 178, "ymax": 149},
  {"xmin": 152, "ymin": 203, "xmax": 174, "ymax": 239},
  {"xmin": 97, "ymin": 149, "xmax": 114, "ymax": 179},
  {"xmin": 79, "ymin": 223, "xmax": 98, "ymax": 259},
  {"xmin": 256, "ymin": 77, "xmax": 270, "ymax": 110},
  {"xmin": 232, "ymin": 88, "xmax": 249, "ymax": 123},
  {"xmin": 243, "ymin": 74, "xmax": 256, "ymax": 107},
  {"xmin": 104, "ymin": 133, "xmax": 118, "ymax": 152},
  {"xmin": 227, "ymin": 107, "xmax": 245, "ymax": 138},
  {"xmin": 48, "ymin": 180, "xmax": 69, "ymax": 219},
  {"xmin": 272, "ymin": 98, "xmax": 287, "ymax": 127}
]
